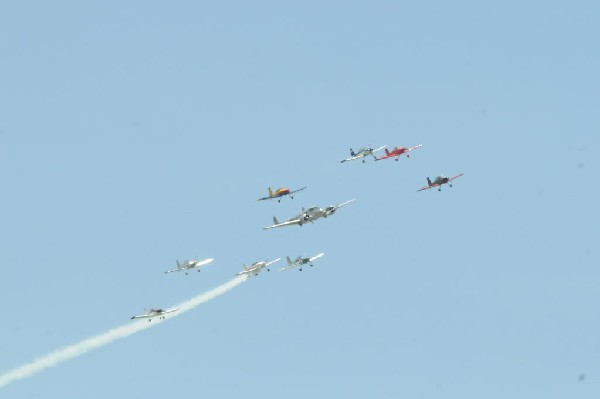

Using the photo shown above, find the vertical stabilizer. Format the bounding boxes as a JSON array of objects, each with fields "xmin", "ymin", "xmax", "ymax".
[
  {"xmin": 427, "ymin": 177, "xmax": 432, "ymax": 186},
  {"xmin": 273, "ymin": 216, "xmax": 279, "ymax": 225},
  {"xmin": 268, "ymin": 187, "xmax": 274, "ymax": 197},
  {"xmin": 286, "ymin": 256, "xmax": 292, "ymax": 266},
  {"xmin": 385, "ymin": 148, "xmax": 390, "ymax": 155},
  {"xmin": 177, "ymin": 260, "xmax": 181, "ymax": 268}
]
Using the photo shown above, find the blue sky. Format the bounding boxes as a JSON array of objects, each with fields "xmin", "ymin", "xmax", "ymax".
[{"xmin": 1, "ymin": 1, "xmax": 598, "ymax": 397}]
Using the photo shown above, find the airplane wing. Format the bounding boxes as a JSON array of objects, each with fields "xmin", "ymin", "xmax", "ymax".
[
  {"xmin": 374, "ymin": 153, "xmax": 393, "ymax": 161},
  {"xmin": 265, "ymin": 258, "xmax": 282, "ymax": 267},
  {"xmin": 257, "ymin": 195, "xmax": 274, "ymax": 201},
  {"xmin": 308, "ymin": 253, "xmax": 325, "ymax": 262},
  {"xmin": 130, "ymin": 313, "xmax": 151, "ymax": 320},
  {"xmin": 163, "ymin": 267, "xmax": 183, "ymax": 274},
  {"xmin": 289, "ymin": 186, "xmax": 308, "ymax": 195},
  {"xmin": 335, "ymin": 199, "xmax": 356, "ymax": 209},
  {"xmin": 340, "ymin": 154, "xmax": 364, "ymax": 163},
  {"xmin": 194, "ymin": 258, "xmax": 214, "ymax": 268},
  {"xmin": 407, "ymin": 144, "xmax": 423, "ymax": 152},
  {"xmin": 417, "ymin": 184, "xmax": 439, "ymax": 192},
  {"xmin": 279, "ymin": 263, "xmax": 299, "ymax": 272},
  {"xmin": 263, "ymin": 218, "xmax": 302, "ymax": 230},
  {"xmin": 447, "ymin": 173, "xmax": 464, "ymax": 182},
  {"xmin": 372, "ymin": 145, "xmax": 387, "ymax": 153}
]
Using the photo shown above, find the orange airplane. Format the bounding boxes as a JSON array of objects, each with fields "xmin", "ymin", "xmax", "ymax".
[{"xmin": 257, "ymin": 186, "xmax": 307, "ymax": 202}]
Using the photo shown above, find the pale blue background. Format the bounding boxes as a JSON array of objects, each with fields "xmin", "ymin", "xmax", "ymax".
[{"xmin": 1, "ymin": 1, "xmax": 598, "ymax": 397}]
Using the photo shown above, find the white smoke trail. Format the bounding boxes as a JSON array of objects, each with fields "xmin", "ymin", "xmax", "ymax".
[{"xmin": 0, "ymin": 274, "xmax": 248, "ymax": 389}]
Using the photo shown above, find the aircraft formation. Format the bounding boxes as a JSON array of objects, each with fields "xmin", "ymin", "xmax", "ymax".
[{"xmin": 130, "ymin": 143, "xmax": 463, "ymax": 320}]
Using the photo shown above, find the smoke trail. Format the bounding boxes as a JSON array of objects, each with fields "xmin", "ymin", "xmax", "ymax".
[{"xmin": 0, "ymin": 274, "xmax": 248, "ymax": 389}]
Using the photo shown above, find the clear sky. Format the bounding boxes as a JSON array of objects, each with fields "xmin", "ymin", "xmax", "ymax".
[{"xmin": 1, "ymin": 1, "xmax": 598, "ymax": 397}]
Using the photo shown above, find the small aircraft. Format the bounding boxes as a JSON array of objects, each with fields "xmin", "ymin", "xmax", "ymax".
[
  {"xmin": 375, "ymin": 144, "xmax": 422, "ymax": 161},
  {"xmin": 130, "ymin": 308, "xmax": 179, "ymax": 322},
  {"xmin": 280, "ymin": 252, "xmax": 325, "ymax": 272},
  {"xmin": 257, "ymin": 186, "xmax": 307, "ymax": 203},
  {"xmin": 340, "ymin": 145, "xmax": 387, "ymax": 163},
  {"xmin": 236, "ymin": 258, "xmax": 281, "ymax": 276},
  {"xmin": 417, "ymin": 173, "xmax": 464, "ymax": 192},
  {"xmin": 164, "ymin": 258, "xmax": 214, "ymax": 275},
  {"xmin": 263, "ymin": 199, "xmax": 355, "ymax": 230}
]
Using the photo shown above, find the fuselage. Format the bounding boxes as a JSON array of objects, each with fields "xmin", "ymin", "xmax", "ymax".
[
  {"xmin": 389, "ymin": 147, "xmax": 407, "ymax": 156},
  {"xmin": 273, "ymin": 188, "xmax": 290, "ymax": 197},
  {"xmin": 352, "ymin": 148, "xmax": 372, "ymax": 157},
  {"xmin": 433, "ymin": 176, "xmax": 449, "ymax": 185}
]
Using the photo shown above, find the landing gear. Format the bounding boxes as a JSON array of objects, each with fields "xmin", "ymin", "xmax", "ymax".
[
  {"xmin": 449, "ymin": 184, "xmax": 453, "ymax": 187},
  {"xmin": 299, "ymin": 268, "xmax": 303, "ymax": 271},
  {"xmin": 438, "ymin": 188, "xmax": 442, "ymax": 191}
]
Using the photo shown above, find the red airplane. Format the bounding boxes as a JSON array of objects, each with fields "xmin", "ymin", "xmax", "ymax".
[
  {"xmin": 417, "ymin": 173, "xmax": 464, "ymax": 192},
  {"xmin": 375, "ymin": 144, "xmax": 422, "ymax": 161}
]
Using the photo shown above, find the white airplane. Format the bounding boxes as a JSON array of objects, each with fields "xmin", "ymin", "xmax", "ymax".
[
  {"xmin": 280, "ymin": 252, "xmax": 324, "ymax": 272},
  {"xmin": 164, "ymin": 258, "xmax": 214, "ymax": 275},
  {"xmin": 236, "ymin": 258, "xmax": 281, "ymax": 276},
  {"xmin": 340, "ymin": 145, "xmax": 387, "ymax": 163},
  {"xmin": 130, "ymin": 307, "xmax": 179, "ymax": 322},
  {"xmin": 263, "ymin": 199, "xmax": 355, "ymax": 230}
]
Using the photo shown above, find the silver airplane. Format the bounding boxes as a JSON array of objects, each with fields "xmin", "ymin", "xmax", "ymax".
[
  {"xmin": 236, "ymin": 258, "xmax": 281, "ymax": 276},
  {"xmin": 164, "ymin": 258, "xmax": 214, "ymax": 275},
  {"xmin": 263, "ymin": 199, "xmax": 355, "ymax": 230},
  {"xmin": 280, "ymin": 252, "xmax": 325, "ymax": 272},
  {"xmin": 130, "ymin": 307, "xmax": 179, "ymax": 322},
  {"xmin": 340, "ymin": 145, "xmax": 387, "ymax": 163}
]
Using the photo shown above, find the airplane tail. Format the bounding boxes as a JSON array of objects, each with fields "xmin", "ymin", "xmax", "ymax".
[
  {"xmin": 385, "ymin": 148, "xmax": 390, "ymax": 155},
  {"xmin": 176, "ymin": 260, "xmax": 181, "ymax": 268},
  {"xmin": 350, "ymin": 148, "xmax": 355, "ymax": 156},
  {"xmin": 427, "ymin": 177, "xmax": 432, "ymax": 186},
  {"xmin": 268, "ymin": 187, "xmax": 274, "ymax": 197},
  {"xmin": 273, "ymin": 216, "xmax": 279, "ymax": 225},
  {"xmin": 286, "ymin": 256, "xmax": 292, "ymax": 266}
]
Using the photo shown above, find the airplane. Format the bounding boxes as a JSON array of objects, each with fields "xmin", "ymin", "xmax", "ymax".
[
  {"xmin": 340, "ymin": 145, "xmax": 387, "ymax": 163},
  {"xmin": 130, "ymin": 307, "xmax": 179, "ymax": 322},
  {"xmin": 257, "ymin": 186, "xmax": 307, "ymax": 203},
  {"xmin": 375, "ymin": 144, "xmax": 422, "ymax": 161},
  {"xmin": 417, "ymin": 173, "xmax": 464, "ymax": 192},
  {"xmin": 236, "ymin": 258, "xmax": 281, "ymax": 276},
  {"xmin": 280, "ymin": 252, "xmax": 324, "ymax": 272},
  {"xmin": 164, "ymin": 258, "xmax": 214, "ymax": 275},
  {"xmin": 263, "ymin": 199, "xmax": 355, "ymax": 230}
]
